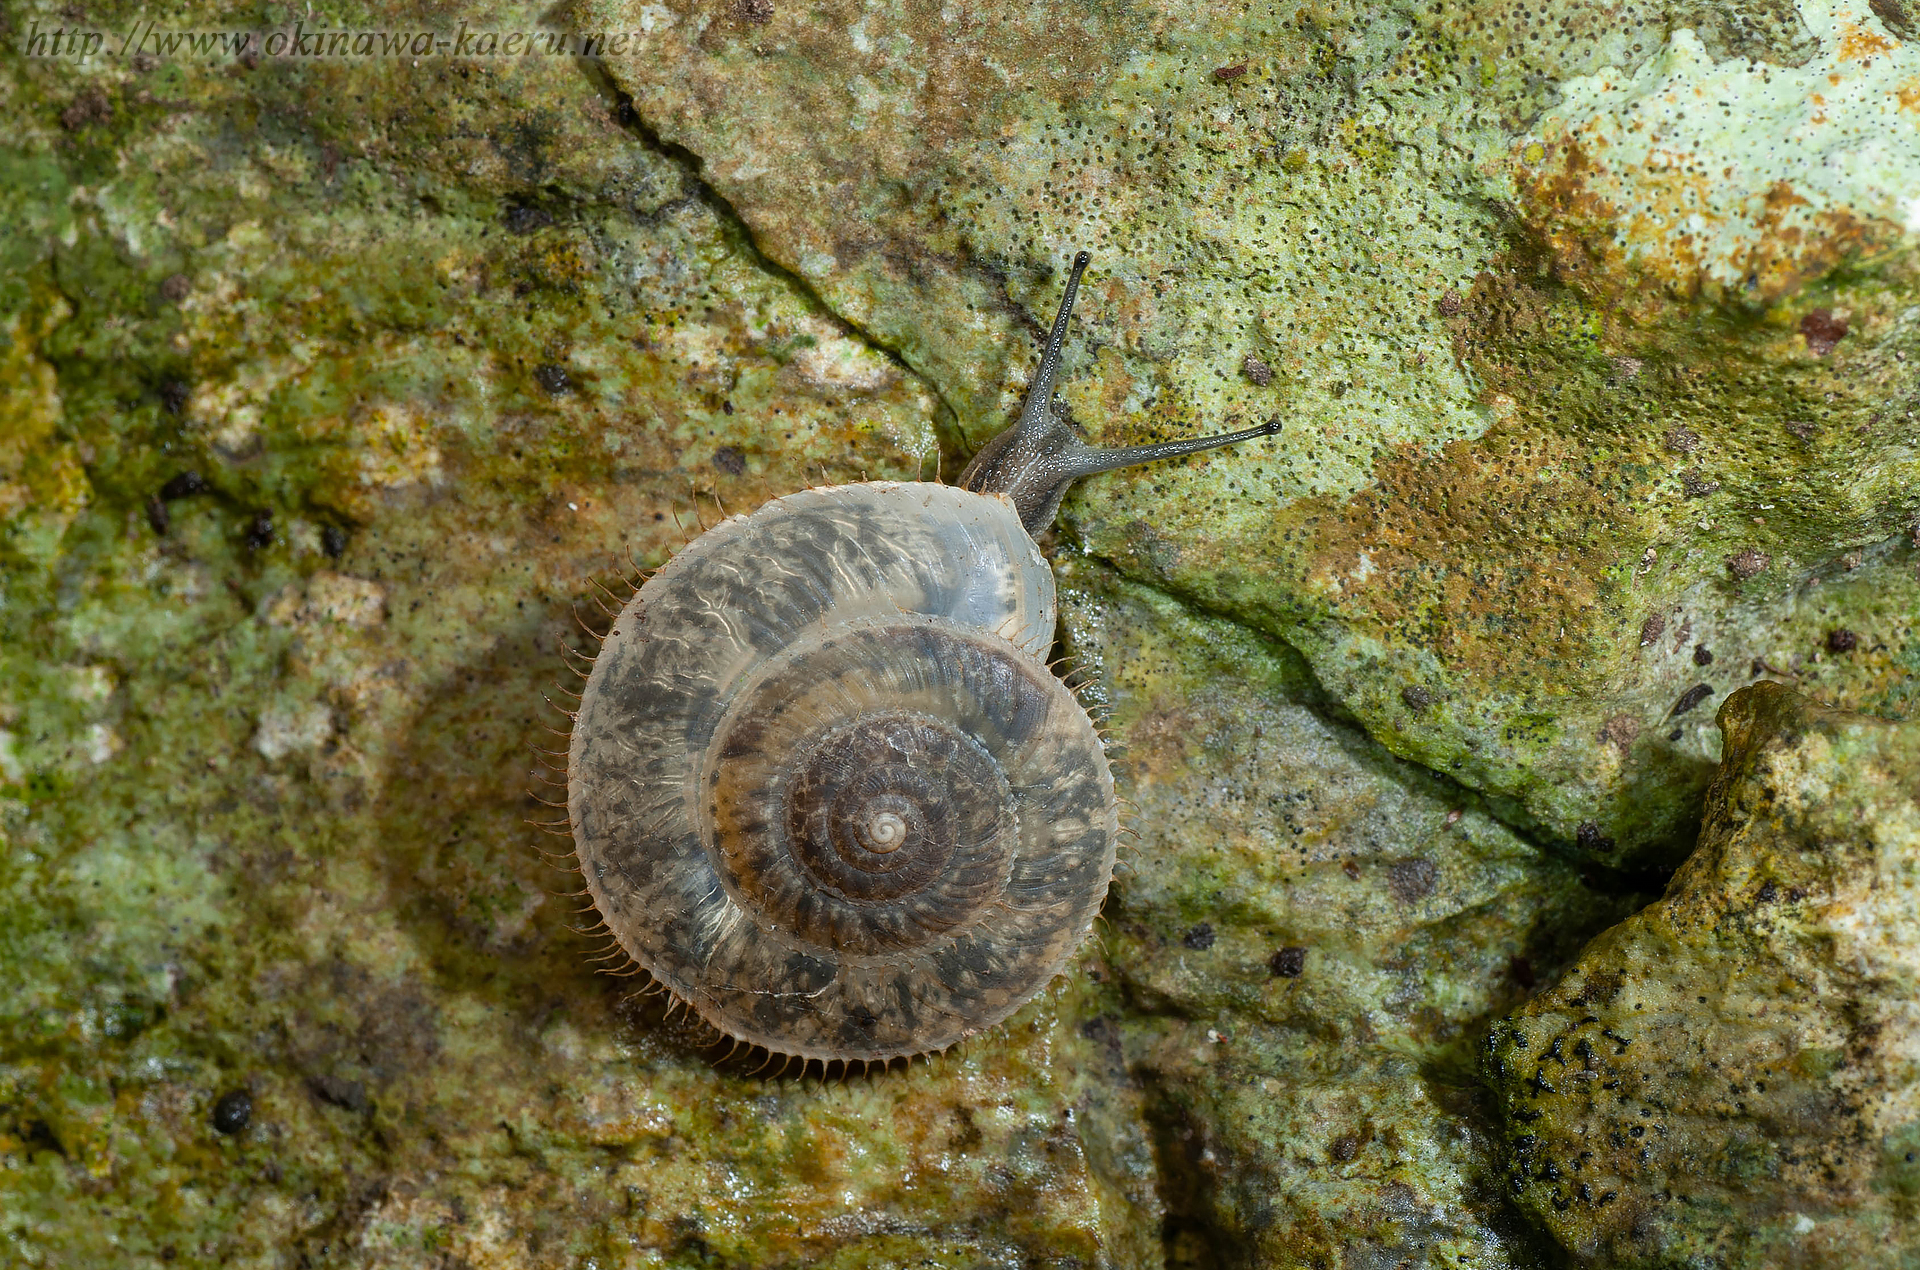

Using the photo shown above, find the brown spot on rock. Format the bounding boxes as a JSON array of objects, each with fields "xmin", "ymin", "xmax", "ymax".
[
  {"xmin": 1212, "ymin": 63, "xmax": 1248, "ymax": 81},
  {"xmin": 1575, "ymin": 821, "xmax": 1616, "ymax": 853},
  {"xmin": 713, "ymin": 445, "xmax": 746, "ymax": 476},
  {"xmin": 1330, "ymin": 1134, "xmax": 1359, "ymax": 1161},
  {"xmin": 1664, "ymin": 426, "xmax": 1701, "ymax": 454},
  {"xmin": 1401, "ymin": 685, "xmax": 1433, "ymax": 712},
  {"xmin": 732, "ymin": 0, "xmax": 774, "ymax": 22},
  {"xmin": 1598, "ymin": 714, "xmax": 1640, "ymax": 750},
  {"xmin": 159, "ymin": 273, "xmax": 191, "ymax": 303},
  {"xmin": 1799, "ymin": 309, "xmax": 1848, "ymax": 355},
  {"xmin": 61, "ymin": 88, "xmax": 112, "ymax": 131},
  {"xmin": 1681, "ymin": 469, "xmax": 1720, "ymax": 498},
  {"xmin": 1269, "ymin": 946, "xmax": 1307, "ymax": 977},
  {"xmin": 1438, "ymin": 288, "xmax": 1463, "ymax": 316},
  {"xmin": 1638, "ymin": 613, "xmax": 1666, "ymax": 646},
  {"xmin": 1386, "ymin": 858, "xmax": 1437, "ymax": 904},
  {"xmin": 1727, "ymin": 548, "xmax": 1771, "ymax": 580},
  {"xmin": 1826, "ymin": 628, "xmax": 1858, "ymax": 653},
  {"xmin": 1694, "ymin": 644, "xmax": 1715, "ymax": 666},
  {"xmin": 1671, "ymin": 683, "xmax": 1715, "ymax": 716},
  {"xmin": 1242, "ymin": 353, "xmax": 1273, "ymax": 385}
]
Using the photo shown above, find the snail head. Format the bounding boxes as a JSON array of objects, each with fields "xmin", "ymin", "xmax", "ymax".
[{"xmin": 959, "ymin": 250, "xmax": 1282, "ymax": 533}]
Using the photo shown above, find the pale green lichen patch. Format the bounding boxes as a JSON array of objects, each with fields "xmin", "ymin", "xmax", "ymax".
[
  {"xmin": 585, "ymin": 0, "xmax": 1920, "ymax": 865},
  {"xmin": 1508, "ymin": 0, "xmax": 1919, "ymax": 310}
]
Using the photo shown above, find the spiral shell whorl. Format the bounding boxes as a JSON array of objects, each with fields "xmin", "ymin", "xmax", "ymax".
[{"xmin": 567, "ymin": 484, "xmax": 1114, "ymax": 1062}]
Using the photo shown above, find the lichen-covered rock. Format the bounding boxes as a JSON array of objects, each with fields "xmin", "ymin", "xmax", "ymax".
[
  {"xmin": 3, "ymin": 4, "xmax": 1157, "ymax": 1263},
  {"xmin": 1486, "ymin": 682, "xmax": 1920, "ymax": 1267},
  {"xmin": 581, "ymin": 0, "xmax": 1920, "ymax": 863},
  {"xmin": 1059, "ymin": 564, "xmax": 1639, "ymax": 1266},
  {"xmin": 7, "ymin": 0, "xmax": 1920, "ymax": 1261}
]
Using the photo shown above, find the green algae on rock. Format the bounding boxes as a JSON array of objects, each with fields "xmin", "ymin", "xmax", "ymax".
[
  {"xmin": 1485, "ymin": 682, "xmax": 1920, "ymax": 1267},
  {"xmin": 7, "ymin": 0, "xmax": 1920, "ymax": 1262},
  {"xmin": 1058, "ymin": 562, "xmax": 1641, "ymax": 1266},
  {"xmin": 1, "ymin": 5, "xmax": 1159, "ymax": 1262},
  {"xmin": 579, "ymin": 0, "xmax": 1920, "ymax": 865}
]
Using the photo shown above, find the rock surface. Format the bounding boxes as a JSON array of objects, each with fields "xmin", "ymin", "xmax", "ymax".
[
  {"xmin": 2, "ymin": 0, "xmax": 1918, "ymax": 1264},
  {"xmin": 1487, "ymin": 682, "xmax": 1920, "ymax": 1267},
  {"xmin": 579, "ymin": 0, "xmax": 1920, "ymax": 864}
]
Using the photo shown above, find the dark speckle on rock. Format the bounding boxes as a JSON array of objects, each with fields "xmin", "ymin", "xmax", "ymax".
[
  {"xmin": 159, "ymin": 380, "xmax": 191, "ymax": 415},
  {"xmin": 211, "ymin": 1089, "xmax": 252, "ymax": 1135},
  {"xmin": 1681, "ymin": 469, "xmax": 1721, "ymax": 498},
  {"xmin": 158, "ymin": 471, "xmax": 208, "ymax": 501},
  {"xmin": 1798, "ymin": 308, "xmax": 1848, "ymax": 355},
  {"xmin": 1181, "ymin": 922, "xmax": 1215, "ymax": 950},
  {"xmin": 1575, "ymin": 822, "xmax": 1616, "ymax": 854},
  {"xmin": 1269, "ymin": 946, "xmax": 1307, "ymax": 978},
  {"xmin": 1826, "ymin": 628, "xmax": 1858, "ymax": 654},
  {"xmin": 322, "ymin": 525, "xmax": 348, "ymax": 558},
  {"xmin": 1663, "ymin": 425, "xmax": 1701, "ymax": 454},
  {"xmin": 503, "ymin": 202, "xmax": 553, "ymax": 234},
  {"xmin": 1386, "ymin": 858, "xmax": 1437, "ymax": 904},
  {"xmin": 1727, "ymin": 548, "xmax": 1771, "ymax": 581},
  {"xmin": 534, "ymin": 364, "xmax": 573, "ymax": 395},
  {"xmin": 1330, "ymin": 1134, "xmax": 1359, "ymax": 1161},
  {"xmin": 732, "ymin": 0, "xmax": 774, "ymax": 23},
  {"xmin": 1694, "ymin": 644, "xmax": 1715, "ymax": 666},
  {"xmin": 159, "ymin": 273, "xmax": 192, "ymax": 303},
  {"xmin": 713, "ymin": 445, "xmax": 746, "ymax": 476},
  {"xmin": 1242, "ymin": 353, "xmax": 1273, "ymax": 385},
  {"xmin": 145, "ymin": 496, "xmax": 169, "ymax": 536},
  {"xmin": 1671, "ymin": 683, "xmax": 1714, "ymax": 716},
  {"xmin": 1401, "ymin": 685, "xmax": 1433, "ymax": 712},
  {"xmin": 244, "ymin": 510, "xmax": 274, "ymax": 551},
  {"xmin": 1639, "ymin": 613, "xmax": 1665, "ymax": 646},
  {"xmin": 1785, "ymin": 419, "xmax": 1818, "ymax": 440},
  {"xmin": 1213, "ymin": 62, "xmax": 1248, "ymax": 80}
]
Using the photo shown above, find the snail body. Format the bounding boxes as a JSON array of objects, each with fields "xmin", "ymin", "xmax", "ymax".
[{"xmin": 565, "ymin": 253, "xmax": 1278, "ymax": 1063}]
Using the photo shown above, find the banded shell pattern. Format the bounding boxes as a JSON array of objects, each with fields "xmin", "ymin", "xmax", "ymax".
[{"xmin": 567, "ymin": 483, "xmax": 1118, "ymax": 1062}]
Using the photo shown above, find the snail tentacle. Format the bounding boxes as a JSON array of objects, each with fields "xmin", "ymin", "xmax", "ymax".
[{"xmin": 959, "ymin": 251, "xmax": 1283, "ymax": 531}]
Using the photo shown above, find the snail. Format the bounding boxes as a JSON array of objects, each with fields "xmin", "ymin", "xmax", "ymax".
[{"xmin": 559, "ymin": 252, "xmax": 1279, "ymax": 1065}]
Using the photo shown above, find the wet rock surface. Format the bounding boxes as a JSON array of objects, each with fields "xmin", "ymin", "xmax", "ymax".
[
  {"xmin": 1486, "ymin": 683, "xmax": 1920, "ymax": 1267},
  {"xmin": 579, "ymin": 0, "xmax": 1920, "ymax": 865},
  {"xmin": 2, "ymin": 0, "xmax": 1917, "ymax": 1264},
  {"xmin": 1059, "ymin": 566, "xmax": 1640, "ymax": 1267}
]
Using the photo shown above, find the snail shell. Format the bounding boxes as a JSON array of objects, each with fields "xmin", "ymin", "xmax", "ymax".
[
  {"xmin": 562, "ymin": 252, "xmax": 1277, "ymax": 1063},
  {"xmin": 568, "ymin": 483, "xmax": 1114, "ymax": 1062}
]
